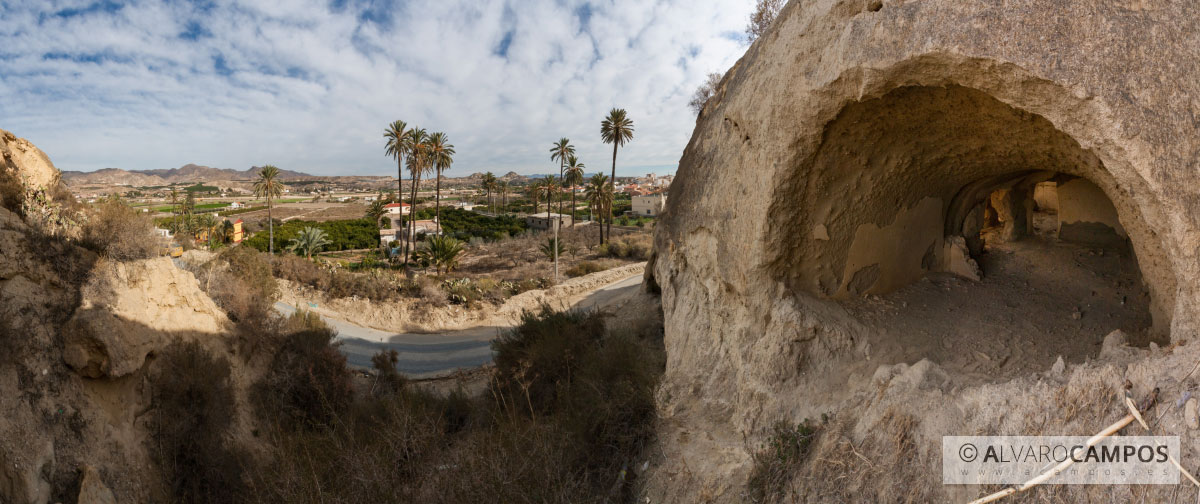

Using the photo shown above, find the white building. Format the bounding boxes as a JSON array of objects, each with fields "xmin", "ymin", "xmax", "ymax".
[
  {"xmin": 526, "ymin": 213, "xmax": 573, "ymax": 231},
  {"xmin": 631, "ymin": 193, "xmax": 667, "ymax": 217},
  {"xmin": 384, "ymin": 202, "xmax": 411, "ymax": 216}
]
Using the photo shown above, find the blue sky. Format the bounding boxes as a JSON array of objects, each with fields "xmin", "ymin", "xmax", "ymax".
[{"xmin": 0, "ymin": 0, "xmax": 753, "ymax": 177}]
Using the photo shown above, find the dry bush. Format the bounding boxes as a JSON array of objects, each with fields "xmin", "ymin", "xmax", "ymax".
[
  {"xmin": 245, "ymin": 305, "xmax": 664, "ymax": 504},
  {"xmin": 150, "ymin": 341, "xmax": 247, "ymax": 503},
  {"xmin": 272, "ymin": 253, "xmax": 331, "ymax": 290},
  {"xmin": 597, "ymin": 233, "xmax": 652, "ymax": 260},
  {"xmin": 747, "ymin": 420, "xmax": 820, "ymax": 503},
  {"xmin": 253, "ymin": 322, "xmax": 354, "ymax": 430},
  {"xmin": 565, "ymin": 258, "xmax": 620, "ymax": 277},
  {"xmin": 80, "ymin": 197, "xmax": 159, "ymax": 261}
]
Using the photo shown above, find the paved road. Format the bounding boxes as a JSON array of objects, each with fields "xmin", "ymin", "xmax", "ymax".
[{"xmin": 275, "ymin": 272, "xmax": 644, "ymax": 378}]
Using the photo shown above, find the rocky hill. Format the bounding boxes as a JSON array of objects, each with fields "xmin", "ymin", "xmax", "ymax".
[
  {"xmin": 62, "ymin": 163, "xmax": 313, "ymax": 186},
  {"xmin": 0, "ymin": 129, "xmax": 254, "ymax": 503}
]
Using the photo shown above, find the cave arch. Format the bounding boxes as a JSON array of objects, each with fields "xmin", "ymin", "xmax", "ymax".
[{"xmin": 767, "ymin": 82, "xmax": 1176, "ymax": 333}]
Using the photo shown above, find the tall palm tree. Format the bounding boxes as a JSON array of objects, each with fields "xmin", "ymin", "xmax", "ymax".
[
  {"xmin": 584, "ymin": 173, "xmax": 611, "ymax": 246},
  {"xmin": 426, "ymin": 132, "xmax": 455, "ymax": 234},
  {"xmin": 480, "ymin": 172, "xmax": 497, "ymax": 213},
  {"xmin": 526, "ymin": 181, "xmax": 541, "ymax": 214},
  {"xmin": 550, "ymin": 138, "xmax": 574, "ymax": 219},
  {"xmin": 600, "ymin": 108, "xmax": 634, "ymax": 244},
  {"xmin": 540, "ymin": 175, "xmax": 558, "ymax": 221},
  {"xmin": 564, "ymin": 155, "xmax": 585, "ymax": 228},
  {"xmin": 168, "ymin": 187, "xmax": 181, "ymax": 234},
  {"xmin": 384, "ymin": 120, "xmax": 412, "ymax": 259},
  {"xmin": 404, "ymin": 128, "xmax": 431, "ymax": 263},
  {"xmin": 500, "ymin": 180, "xmax": 509, "ymax": 207},
  {"xmin": 253, "ymin": 165, "xmax": 284, "ymax": 254}
]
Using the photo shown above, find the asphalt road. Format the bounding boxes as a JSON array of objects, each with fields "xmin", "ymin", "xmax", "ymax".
[{"xmin": 274, "ymin": 272, "xmax": 644, "ymax": 378}]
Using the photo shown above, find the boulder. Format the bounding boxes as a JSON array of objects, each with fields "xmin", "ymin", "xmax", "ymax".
[
  {"xmin": 77, "ymin": 466, "xmax": 117, "ymax": 504},
  {"xmin": 63, "ymin": 258, "xmax": 229, "ymax": 378},
  {"xmin": 0, "ymin": 128, "xmax": 60, "ymax": 192}
]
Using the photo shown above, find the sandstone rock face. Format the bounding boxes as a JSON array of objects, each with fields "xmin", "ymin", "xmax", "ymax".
[
  {"xmin": 649, "ymin": 1, "xmax": 1200, "ymax": 501},
  {"xmin": 0, "ymin": 128, "xmax": 60, "ymax": 192},
  {"xmin": 63, "ymin": 258, "xmax": 230, "ymax": 378}
]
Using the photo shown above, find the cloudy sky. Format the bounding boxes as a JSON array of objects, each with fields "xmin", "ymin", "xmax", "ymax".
[{"xmin": 0, "ymin": 0, "xmax": 753, "ymax": 177}]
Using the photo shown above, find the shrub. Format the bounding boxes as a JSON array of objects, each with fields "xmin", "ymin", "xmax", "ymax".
[
  {"xmin": 565, "ymin": 260, "xmax": 608, "ymax": 277},
  {"xmin": 149, "ymin": 342, "xmax": 246, "ymax": 503},
  {"xmin": 747, "ymin": 420, "xmax": 820, "ymax": 502},
  {"xmin": 81, "ymin": 197, "xmax": 158, "ymax": 261},
  {"xmin": 254, "ymin": 322, "xmax": 354, "ymax": 430},
  {"xmin": 273, "ymin": 253, "xmax": 330, "ymax": 290},
  {"xmin": 371, "ymin": 349, "xmax": 406, "ymax": 395},
  {"xmin": 597, "ymin": 234, "xmax": 652, "ymax": 260}
]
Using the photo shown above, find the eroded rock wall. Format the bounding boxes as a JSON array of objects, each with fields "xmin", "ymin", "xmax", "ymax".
[{"xmin": 647, "ymin": 0, "xmax": 1200, "ymax": 501}]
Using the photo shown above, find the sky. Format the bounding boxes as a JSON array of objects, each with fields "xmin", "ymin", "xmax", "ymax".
[{"xmin": 0, "ymin": 0, "xmax": 754, "ymax": 177}]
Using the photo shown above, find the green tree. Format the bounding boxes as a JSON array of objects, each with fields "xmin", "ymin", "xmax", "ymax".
[
  {"xmin": 365, "ymin": 199, "xmax": 388, "ymax": 255},
  {"xmin": 404, "ymin": 128, "xmax": 431, "ymax": 263},
  {"xmin": 499, "ymin": 180, "xmax": 510, "ymax": 207},
  {"xmin": 168, "ymin": 186, "xmax": 181, "ymax": 234},
  {"xmin": 427, "ymin": 132, "xmax": 456, "ymax": 235},
  {"xmin": 584, "ymin": 173, "xmax": 612, "ymax": 246},
  {"xmin": 416, "ymin": 235, "xmax": 465, "ymax": 275},
  {"xmin": 541, "ymin": 237, "xmax": 565, "ymax": 261},
  {"xmin": 286, "ymin": 226, "xmax": 333, "ymax": 260},
  {"xmin": 384, "ymin": 120, "xmax": 412, "ymax": 260},
  {"xmin": 481, "ymin": 171, "xmax": 497, "ymax": 214},
  {"xmin": 540, "ymin": 175, "xmax": 558, "ymax": 220},
  {"xmin": 253, "ymin": 165, "xmax": 285, "ymax": 254},
  {"xmin": 564, "ymin": 155, "xmax": 585, "ymax": 228},
  {"xmin": 550, "ymin": 138, "xmax": 575, "ymax": 219},
  {"xmin": 600, "ymin": 108, "xmax": 634, "ymax": 244}
]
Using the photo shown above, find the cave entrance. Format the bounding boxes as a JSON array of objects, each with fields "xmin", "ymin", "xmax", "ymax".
[
  {"xmin": 844, "ymin": 173, "xmax": 1153, "ymax": 384},
  {"xmin": 771, "ymin": 84, "xmax": 1167, "ymax": 384}
]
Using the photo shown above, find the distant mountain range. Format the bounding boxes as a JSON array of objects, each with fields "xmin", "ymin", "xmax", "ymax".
[{"xmin": 64, "ymin": 164, "xmax": 323, "ymax": 186}]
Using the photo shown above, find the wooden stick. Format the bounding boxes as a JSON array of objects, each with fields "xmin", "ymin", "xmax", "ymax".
[
  {"xmin": 1123, "ymin": 395, "xmax": 1200, "ymax": 488},
  {"xmin": 967, "ymin": 388, "xmax": 1158, "ymax": 504}
]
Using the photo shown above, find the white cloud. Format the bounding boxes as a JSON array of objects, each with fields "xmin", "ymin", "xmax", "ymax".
[{"xmin": 0, "ymin": 0, "xmax": 753, "ymax": 176}]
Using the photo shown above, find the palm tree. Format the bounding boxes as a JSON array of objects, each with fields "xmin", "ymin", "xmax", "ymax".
[
  {"xmin": 253, "ymin": 165, "xmax": 284, "ymax": 254},
  {"xmin": 526, "ymin": 181, "xmax": 541, "ymax": 214},
  {"xmin": 550, "ymin": 138, "xmax": 574, "ymax": 219},
  {"xmin": 600, "ymin": 108, "xmax": 634, "ymax": 244},
  {"xmin": 417, "ymin": 235, "xmax": 465, "ymax": 275},
  {"xmin": 540, "ymin": 175, "xmax": 558, "ymax": 221},
  {"xmin": 426, "ymin": 132, "xmax": 455, "ymax": 234},
  {"xmin": 196, "ymin": 213, "xmax": 217, "ymax": 248},
  {"xmin": 404, "ymin": 128, "xmax": 431, "ymax": 263},
  {"xmin": 384, "ymin": 120, "xmax": 412, "ymax": 260},
  {"xmin": 541, "ymin": 237, "xmax": 565, "ymax": 261},
  {"xmin": 500, "ymin": 180, "xmax": 509, "ymax": 207},
  {"xmin": 366, "ymin": 199, "xmax": 388, "ymax": 255},
  {"xmin": 584, "ymin": 173, "xmax": 612, "ymax": 246},
  {"xmin": 219, "ymin": 219, "xmax": 235, "ymax": 244},
  {"xmin": 168, "ymin": 187, "xmax": 181, "ymax": 234},
  {"xmin": 481, "ymin": 172, "xmax": 497, "ymax": 213},
  {"xmin": 564, "ymin": 155, "xmax": 585, "ymax": 228},
  {"xmin": 286, "ymin": 226, "xmax": 332, "ymax": 260}
]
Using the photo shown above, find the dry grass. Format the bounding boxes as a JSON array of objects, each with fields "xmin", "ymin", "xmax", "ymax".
[{"xmin": 81, "ymin": 197, "xmax": 159, "ymax": 261}]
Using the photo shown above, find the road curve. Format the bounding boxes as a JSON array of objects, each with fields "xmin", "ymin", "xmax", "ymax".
[{"xmin": 275, "ymin": 272, "xmax": 644, "ymax": 378}]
